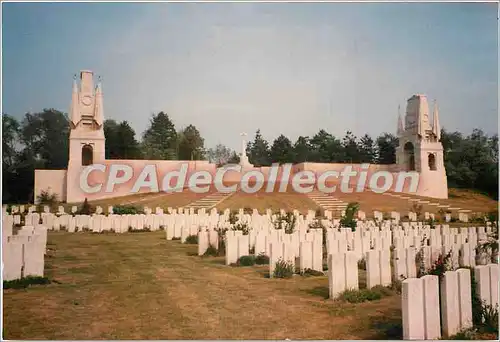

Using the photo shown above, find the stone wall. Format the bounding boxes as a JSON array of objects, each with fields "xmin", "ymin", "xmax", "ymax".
[
  {"xmin": 35, "ymin": 159, "xmax": 447, "ymax": 204},
  {"xmin": 34, "ymin": 169, "xmax": 67, "ymax": 203}
]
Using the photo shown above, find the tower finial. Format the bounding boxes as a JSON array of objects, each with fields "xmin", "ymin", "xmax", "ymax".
[
  {"xmin": 70, "ymin": 73, "xmax": 80, "ymax": 126},
  {"xmin": 432, "ymin": 99, "xmax": 441, "ymax": 141},
  {"xmin": 397, "ymin": 104, "xmax": 404, "ymax": 136},
  {"xmin": 94, "ymin": 74, "xmax": 104, "ymax": 126}
]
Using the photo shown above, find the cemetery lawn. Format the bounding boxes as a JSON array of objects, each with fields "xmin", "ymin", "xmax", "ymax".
[{"xmin": 3, "ymin": 231, "xmax": 402, "ymax": 340}]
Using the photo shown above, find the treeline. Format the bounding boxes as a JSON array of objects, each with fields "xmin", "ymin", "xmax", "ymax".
[
  {"xmin": 2, "ymin": 109, "xmax": 498, "ymax": 202},
  {"xmin": 2, "ymin": 110, "xmax": 207, "ymax": 203}
]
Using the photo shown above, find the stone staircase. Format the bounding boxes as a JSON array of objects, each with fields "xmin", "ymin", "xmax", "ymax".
[
  {"xmin": 122, "ymin": 193, "xmax": 168, "ymax": 205},
  {"xmin": 307, "ymin": 191, "xmax": 348, "ymax": 213},
  {"xmin": 381, "ymin": 192, "xmax": 471, "ymax": 213},
  {"xmin": 185, "ymin": 192, "xmax": 233, "ymax": 211}
]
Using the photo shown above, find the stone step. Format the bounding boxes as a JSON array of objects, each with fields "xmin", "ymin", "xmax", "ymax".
[{"xmin": 314, "ymin": 200, "xmax": 345, "ymax": 204}]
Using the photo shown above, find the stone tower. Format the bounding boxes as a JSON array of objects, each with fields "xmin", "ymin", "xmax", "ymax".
[
  {"xmin": 66, "ymin": 71, "xmax": 106, "ymax": 203},
  {"xmin": 67, "ymin": 70, "xmax": 105, "ymax": 169},
  {"xmin": 396, "ymin": 94, "xmax": 448, "ymax": 199}
]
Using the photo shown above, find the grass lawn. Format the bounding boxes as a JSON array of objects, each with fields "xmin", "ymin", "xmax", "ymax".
[{"xmin": 3, "ymin": 231, "xmax": 402, "ymax": 339}]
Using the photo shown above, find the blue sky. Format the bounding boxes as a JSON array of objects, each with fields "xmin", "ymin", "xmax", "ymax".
[{"xmin": 2, "ymin": 1, "xmax": 498, "ymax": 151}]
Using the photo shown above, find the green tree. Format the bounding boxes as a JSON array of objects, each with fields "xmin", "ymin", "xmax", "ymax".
[
  {"xmin": 309, "ymin": 130, "xmax": 343, "ymax": 162},
  {"xmin": 104, "ymin": 120, "xmax": 142, "ymax": 159},
  {"xmin": 309, "ymin": 129, "xmax": 332, "ymax": 162},
  {"xmin": 104, "ymin": 119, "xmax": 119, "ymax": 159},
  {"xmin": 177, "ymin": 125, "xmax": 205, "ymax": 160},
  {"xmin": 2, "ymin": 114, "xmax": 20, "ymax": 202},
  {"xmin": 270, "ymin": 134, "xmax": 294, "ymax": 164},
  {"xmin": 207, "ymin": 144, "xmax": 233, "ymax": 167},
  {"xmin": 342, "ymin": 131, "xmax": 360, "ymax": 163},
  {"xmin": 117, "ymin": 121, "xmax": 142, "ymax": 159},
  {"xmin": 248, "ymin": 129, "xmax": 271, "ymax": 166},
  {"xmin": 358, "ymin": 134, "xmax": 377, "ymax": 163},
  {"xmin": 2, "ymin": 114, "xmax": 20, "ymax": 169},
  {"xmin": 4, "ymin": 109, "xmax": 67, "ymax": 203},
  {"xmin": 442, "ymin": 128, "xmax": 498, "ymax": 198},
  {"xmin": 20, "ymin": 109, "xmax": 69, "ymax": 169},
  {"xmin": 376, "ymin": 133, "xmax": 398, "ymax": 164},
  {"xmin": 227, "ymin": 151, "xmax": 240, "ymax": 164},
  {"xmin": 142, "ymin": 111, "xmax": 177, "ymax": 160},
  {"xmin": 293, "ymin": 136, "xmax": 310, "ymax": 163}
]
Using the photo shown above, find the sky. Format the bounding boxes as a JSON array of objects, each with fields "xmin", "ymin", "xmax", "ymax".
[{"xmin": 2, "ymin": 1, "xmax": 498, "ymax": 152}]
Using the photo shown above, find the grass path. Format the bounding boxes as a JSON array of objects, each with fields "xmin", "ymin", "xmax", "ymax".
[{"xmin": 3, "ymin": 231, "xmax": 402, "ymax": 339}]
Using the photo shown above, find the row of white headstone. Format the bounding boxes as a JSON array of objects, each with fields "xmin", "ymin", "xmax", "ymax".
[
  {"xmin": 402, "ymin": 264, "xmax": 499, "ymax": 339},
  {"xmin": 5, "ymin": 203, "xmax": 474, "ymax": 223},
  {"xmin": 6, "ymin": 204, "xmax": 226, "ymax": 216},
  {"xmin": 2, "ymin": 225, "xmax": 47, "ymax": 281},
  {"xmin": 219, "ymin": 213, "xmax": 495, "ymax": 278}
]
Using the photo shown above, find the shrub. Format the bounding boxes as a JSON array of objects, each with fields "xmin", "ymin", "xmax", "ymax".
[
  {"xmin": 237, "ymin": 255, "xmax": 256, "ymax": 266},
  {"xmin": 487, "ymin": 211, "xmax": 498, "ymax": 223},
  {"xmin": 255, "ymin": 253, "xmax": 270, "ymax": 265},
  {"xmin": 337, "ymin": 285, "xmax": 393, "ymax": 303},
  {"xmin": 340, "ymin": 202, "xmax": 359, "ymax": 231},
  {"xmin": 470, "ymin": 215, "xmax": 486, "ymax": 224},
  {"xmin": 127, "ymin": 227, "xmax": 151, "ymax": 233},
  {"xmin": 302, "ymin": 268, "xmax": 324, "ymax": 276},
  {"xmin": 112, "ymin": 205, "xmax": 143, "ymax": 215},
  {"xmin": 231, "ymin": 222, "xmax": 249, "ymax": 235},
  {"xmin": 228, "ymin": 211, "xmax": 238, "ymax": 225},
  {"xmin": 217, "ymin": 238, "xmax": 226, "ymax": 256},
  {"xmin": 37, "ymin": 190, "xmax": 58, "ymax": 205},
  {"xmin": 273, "ymin": 258, "xmax": 294, "ymax": 278},
  {"xmin": 420, "ymin": 250, "xmax": 454, "ymax": 279},
  {"xmin": 274, "ymin": 212, "xmax": 297, "ymax": 234},
  {"xmin": 438, "ymin": 208, "xmax": 447, "ymax": 221},
  {"xmin": 447, "ymin": 328, "xmax": 479, "ymax": 340},
  {"xmin": 481, "ymin": 303, "xmax": 499, "ymax": 333},
  {"xmin": 77, "ymin": 198, "xmax": 94, "ymax": 215},
  {"xmin": 203, "ymin": 245, "xmax": 218, "ymax": 257},
  {"xmin": 476, "ymin": 226, "xmax": 499, "ymax": 263},
  {"xmin": 3, "ymin": 276, "xmax": 51, "ymax": 289},
  {"xmin": 315, "ymin": 208, "xmax": 324, "ymax": 218},
  {"xmin": 185, "ymin": 235, "xmax": 198, "ymax": 244},
  {"xmin": 389, "ymin": 280, "xmax": 403, "ymax": 294},
  {"xmin": 411, "ymin": 203, "xmax": 423, "ymax": 219}
]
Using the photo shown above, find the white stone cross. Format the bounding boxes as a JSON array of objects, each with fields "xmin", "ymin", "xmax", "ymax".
[{"xmin": 240, "ymin": 132, "xmax": 248, "ymax": 158}]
